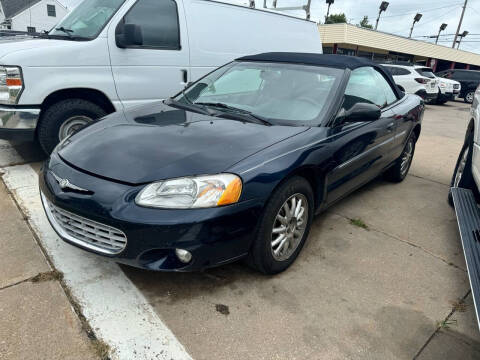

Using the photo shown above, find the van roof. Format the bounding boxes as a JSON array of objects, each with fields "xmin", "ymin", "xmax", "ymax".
[{"xmin": 237, "ymin": 53, "xmax": 377, "ymax": 70}]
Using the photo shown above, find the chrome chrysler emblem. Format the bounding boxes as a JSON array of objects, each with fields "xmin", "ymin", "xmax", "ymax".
[{"xmin": 51, "ymin": 172, "xmax": 90, "ymax": 193}]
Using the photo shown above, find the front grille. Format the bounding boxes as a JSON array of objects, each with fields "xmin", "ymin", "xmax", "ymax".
[
  {"xmin": 42, "ymin": 194, "xmax": 127, "ymax": 255},
  {"xmin": 454, "ymin": 84, "xmax": 460, "ymax": 89}
]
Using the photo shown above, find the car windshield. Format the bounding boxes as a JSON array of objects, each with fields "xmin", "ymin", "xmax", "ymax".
[
  {"xmin": 174, "ymin": 61, "xmax": 343, "ymax": 125},
  {"xmin": 49, "ymin": 0, "xmax": 125, "ymax": 39},
  {"xmin": 416, "ymin": 68, "xmax": 435, "ymax": 79}
]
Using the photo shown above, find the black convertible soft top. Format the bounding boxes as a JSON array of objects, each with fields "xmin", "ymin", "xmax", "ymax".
[{"xmin": 237, "ymin": 52, "xmax": 404, "ymax": 98}]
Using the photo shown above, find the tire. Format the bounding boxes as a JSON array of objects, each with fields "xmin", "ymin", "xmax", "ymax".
[
  {"xmin": 384, "ymin": 132, "xmax": 417, "ymax": 182},
  {"xmin": 464, "ymin": 91, "xmax": 475, "ymax": 104},
  {"xmin": 247, "ymin": 176, "xmax": 314, "ymax": 274},
  {"xmin": 448, "ymin": 131, "xmax": 475, "ymax": 206},
  {"xmin": 38, "ymin": 99, "xmax": 107, "ymax": 154}
]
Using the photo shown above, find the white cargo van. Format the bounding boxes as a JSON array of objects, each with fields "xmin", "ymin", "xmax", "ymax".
[{"xmin": 0, "ymin": 0, "xmax": 322, "ymax": 153}]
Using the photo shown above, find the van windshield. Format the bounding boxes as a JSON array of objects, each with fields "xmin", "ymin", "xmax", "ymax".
[{"xmin": 49, "ymin": 0, "xmax": 125, "ymax": 39}]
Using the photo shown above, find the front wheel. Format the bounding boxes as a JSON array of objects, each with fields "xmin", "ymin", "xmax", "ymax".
[
  {"xmin": 37, "ymin": 99, "xmax": 107, "ymax": 154},
  {"xmin": 464, "ymin": 91, "xmax": 475, "ymax": 104},
  {"xmin": 384, "ymin": 133, "xmax": 416, "ymax": 182},
  {"xmin": 247, "ymin": 177, "xmax": 314, "ymax": 274}
]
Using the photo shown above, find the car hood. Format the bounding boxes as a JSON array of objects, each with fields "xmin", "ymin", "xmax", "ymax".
[
  {"xmin": 58, "ymin": 102, "xmax": 308, "ymax": 184},
  {"xmin": 0, "ymin": 38, "xmax": 66, "ymax": 61}
]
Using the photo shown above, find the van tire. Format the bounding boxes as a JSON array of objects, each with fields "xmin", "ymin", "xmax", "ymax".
[{"xmin": 38, "ymin": 99, "xmax": 106, "ymax": 154}]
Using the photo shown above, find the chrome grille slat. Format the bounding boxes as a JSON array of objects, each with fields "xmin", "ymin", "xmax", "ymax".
[{"xmin": 42, "ymin": 194, "xmax": 127, "ymax": 254}]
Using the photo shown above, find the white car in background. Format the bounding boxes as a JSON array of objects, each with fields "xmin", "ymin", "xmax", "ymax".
[
  {"xmin": 382, "ymin": 64, "xmax": 438, "ymax": 102},
  {"xmin": 416, "ymin": 66, "xmax": 461, "ymax": 105}
]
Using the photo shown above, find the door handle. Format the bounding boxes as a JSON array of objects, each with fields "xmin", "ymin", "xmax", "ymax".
[
  {"xmin": 180, "ymin": 69, "xmax": 188, "ymax": 87},
  {"xmin": 387, "ymin": 122, "xmax": 395, "ymax": 131}
]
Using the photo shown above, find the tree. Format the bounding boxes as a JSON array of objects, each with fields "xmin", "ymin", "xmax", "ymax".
[
  {"xmin": 325, "ymin": 13, "xmax": 347, "ymax": 24},
  {"xmin": 358, "ymin": 16, "xmax": 373, "ymax": 29}
]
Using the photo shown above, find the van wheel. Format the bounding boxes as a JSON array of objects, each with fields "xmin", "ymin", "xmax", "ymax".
[
  {"xmin": 384, "ymin": 133, "xmax": 416, "ymax": 182},
  {"xmin": 464, "ymin": 91, "xmax": 475, "ymax": 104},
  {"xmin": 448, "ymin": 131, "xmax": 475, "ymax": 207},
  {"xmin": 247, "ymin": 176, "xmax": 314, "ymax": 274},
  {"xmin": 38, "ymin": 99, "xmax": 106, "ymax": 154}
]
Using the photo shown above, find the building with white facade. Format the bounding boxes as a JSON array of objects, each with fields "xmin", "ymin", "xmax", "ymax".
[{"xmin": 0, "ymin": 0, "xmax": 67, "ymax": 33}]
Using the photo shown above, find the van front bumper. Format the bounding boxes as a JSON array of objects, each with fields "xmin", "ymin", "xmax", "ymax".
[{"xmin": 0, "ymin": 105, "xmax": 39, "ymax": 141}]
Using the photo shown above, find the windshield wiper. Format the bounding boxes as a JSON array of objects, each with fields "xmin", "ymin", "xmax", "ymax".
[
  {"xmin": 55, "ymin": 27, "xmax": 74, "ymax": 36},
  {"xmin": 194, "ymin": 102, "xmax": 271, "ymax": 126},
  {"xmin": 164, "ymin": 97, "xmax": 213, "ymax": 116}
]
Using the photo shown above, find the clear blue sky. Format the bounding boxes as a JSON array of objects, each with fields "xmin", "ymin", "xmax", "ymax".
[{"xmin": 58, "ymin": 0, "xmax": 480, "ymax": 53}]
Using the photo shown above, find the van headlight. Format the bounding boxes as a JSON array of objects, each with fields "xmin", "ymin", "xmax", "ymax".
[
  {"xmin": 0, "ymin": 66, "xmax": 23, "ymax": 104},
  {"xmin": 135, "ymin": 174, "xmax": 242, "ymax": 209}
]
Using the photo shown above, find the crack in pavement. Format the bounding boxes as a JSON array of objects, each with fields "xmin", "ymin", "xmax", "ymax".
[
  {"xmin": 409, "ymin": 173, "xmax": 450, "ymax": 187},
  {"xmin": 332, "ymin": 212, "xmax": 467, "ymax": 272},
  {"xmin": 412, "ymin": 290, "xmax": 471, "ymax": 360}
]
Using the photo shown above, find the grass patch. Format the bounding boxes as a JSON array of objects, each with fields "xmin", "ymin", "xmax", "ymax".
[
  {"xmin": 350, "ymin": 218, "xmax": 368, "ymax": 230},
  {"xmin": 437, "ymin": 319, "xmax": 457, "ymax": 329},
  {"xmin": 30, "ymin": 270, "xmax": 64, "ymax": 283}
]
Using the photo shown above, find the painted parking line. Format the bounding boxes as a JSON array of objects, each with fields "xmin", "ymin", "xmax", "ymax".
[{"xmin": 1, "ymin": 164, "xmax": 192, "ymax": 360}]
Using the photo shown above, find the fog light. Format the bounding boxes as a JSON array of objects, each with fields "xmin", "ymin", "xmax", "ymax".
[{"xmin": 175, "ymin": 248, "xmax": 192, "ymax": 263}]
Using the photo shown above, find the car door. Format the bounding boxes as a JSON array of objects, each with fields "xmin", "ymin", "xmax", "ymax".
[
  {"xmin": 326, "ymin": 66, "xmax": 397, "ymax": 204},
  {"xmin": 108, "ymin": 0, "xmax": 190, "ymax": 110}
]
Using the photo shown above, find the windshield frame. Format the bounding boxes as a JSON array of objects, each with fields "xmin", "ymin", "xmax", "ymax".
[
  {"xmin": 171, "ymin": 61, "xmax": 345, "ymax": 127},
  {"xmin": 48, "ymin": 0, "xmax": 127, "ymax": 41}
]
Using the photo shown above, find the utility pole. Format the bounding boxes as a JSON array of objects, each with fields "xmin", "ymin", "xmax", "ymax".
[
  {"xmin": 325, "ymin": 0, "xmax": 334, "ymax": 23},
  {"xmin": 453, "ymin": 0, "xmax": 468, "ymax": 48}
]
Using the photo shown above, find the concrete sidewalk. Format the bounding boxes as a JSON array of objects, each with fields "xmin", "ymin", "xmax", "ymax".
[{"xmin": 0, "ymin": 180, "xmax": 100, "ymax": 360}]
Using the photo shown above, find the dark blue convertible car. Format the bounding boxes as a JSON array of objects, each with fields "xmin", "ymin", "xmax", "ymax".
[{"xmin": 40, "ymin": 53, "xmax": 424, "ymax": 274}]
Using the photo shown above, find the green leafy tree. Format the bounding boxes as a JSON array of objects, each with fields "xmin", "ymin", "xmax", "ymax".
[
  {"xmin": 358, "ymin": 16, "xmax": 373, "ymax": 29},
  {"xmin": 325, "ymin": 13, "xmax": 347, "ymax": 24}
]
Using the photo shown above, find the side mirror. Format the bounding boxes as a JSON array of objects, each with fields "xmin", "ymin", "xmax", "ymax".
[
  {"xmin": 343, "ymin": 102, "xmax": 381, "ymax": 122},
  {"xmin": 116, "ymin": 23, "xmax": 143, "ymax": 48}
]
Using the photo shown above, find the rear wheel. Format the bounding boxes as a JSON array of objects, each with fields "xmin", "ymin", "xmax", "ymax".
[
  {"xmin": 247, "ymin": 177, "xmax": 314, "ymax": 274},
  {"xmin": 465, "ymin": 91, "xmax": 475, "ymax": 104},
  {"xmin": 448, "ymin": 131, "xmax": 475, "ymax": 206},
  {"xmin": 384, "ymin": 133, "xmax": 416, "ymax": 182},
  {"xmin": 38, "ymin": 99, "xmax": 106, "ymax": 154}
]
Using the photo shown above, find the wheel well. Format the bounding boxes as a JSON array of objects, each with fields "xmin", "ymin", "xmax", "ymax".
[
  {"xmin": 40, "ymin": 88, "xmax": 116, "ymax": 115},
  {"xmin": 274, "ymin": 167, "xmax": 324, "ymax": 211}
]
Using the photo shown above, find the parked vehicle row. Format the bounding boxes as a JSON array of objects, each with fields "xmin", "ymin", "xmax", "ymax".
[
  {"xmin": 40, "ymin": 53, "xmax": 424, "ymax": 274},
  {"xmin": 0, "ymin": 0, "xmax": 321, "ymax": 154},
  {"xmin": 436, "ymin": 69, "xmax": 480, "ymax": 104}
]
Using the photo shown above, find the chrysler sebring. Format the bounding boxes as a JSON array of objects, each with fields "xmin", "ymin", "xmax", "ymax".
[{"xmin": 40, "ymin": 53, "xmax": 424, "ymax": 274}]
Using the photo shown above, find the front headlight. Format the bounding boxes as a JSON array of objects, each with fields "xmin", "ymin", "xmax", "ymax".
[
  {"xmin": 135, "ymin": 174, "xmax": 242, "ymax": 209},
  {"xmin": 0, "ymin": 66, "xmax": 23, "ymax": 104}
]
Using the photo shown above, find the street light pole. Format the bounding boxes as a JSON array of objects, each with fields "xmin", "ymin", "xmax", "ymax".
[
  {"xmin": 457, "ymin": 30, "xmax": 469, "ymax": 49},
  {"xmin": 374, "ymin": 1, "xmax": 389, "ymax": 30},
  {"xmin": 325, "ymin": 0, "xmax": 334, "ymax": 23},
  {"xmin": 409, "ymin": 13, "xmax": 422, "ymax": 38},
  {"xmin": 453, "ymin": 0, "xmax": 468, "ymax": 48},
  {"xmin": 435, "ymin": 23, "xmax": 447, "ymax": 44}
]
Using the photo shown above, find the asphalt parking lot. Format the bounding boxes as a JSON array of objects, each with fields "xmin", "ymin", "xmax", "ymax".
[{"xmin": 1, "ymin": 101, "xmax": 480, "ymax": 359}]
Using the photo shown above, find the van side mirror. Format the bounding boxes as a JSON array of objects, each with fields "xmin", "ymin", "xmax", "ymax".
[
  {"xmin": 116, "ymin": 23, "xmax": 143, "ymax": 48},
  {"xmin": 343, "ymin": 102, "xmax": 381, "ymax": 123}
]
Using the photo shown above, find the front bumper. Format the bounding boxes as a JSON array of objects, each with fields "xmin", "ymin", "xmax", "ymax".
[
  {"xmin": 437, "ymin": 91, "xmax": 455, "ymax": 102},
  {"xmin": 39, "ymin": 154, "xmax": 263, "ymax": 271},
  {"xmin": 0, "ymin": 105, "xmax": 39, "ymax": 141}
]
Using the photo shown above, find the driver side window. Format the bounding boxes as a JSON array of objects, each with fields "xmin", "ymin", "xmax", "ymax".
[{"xmin": 344, "ymin": 67, "xmax": 387, "ymax": 111}]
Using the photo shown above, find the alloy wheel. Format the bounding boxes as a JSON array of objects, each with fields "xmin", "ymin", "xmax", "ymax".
[
  {"xmin": 271, "ymin": 193, "xmax": 308, "ymax": 261},
  {"xmin": 400, "ymin": 139, "xmax": 414, "ymax": 176},
  {"xmin": 466, "ymin": 92, "xmax": 474, "ymax": 103}
]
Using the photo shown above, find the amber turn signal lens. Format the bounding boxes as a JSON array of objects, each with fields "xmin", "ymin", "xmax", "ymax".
[
  {"xmin": 217, "ymin": 177, "xmax": 242, "ymax": 206},
  {"xmin": 6, "ymin": 78, "xmax": 22, "ymax": 87}
]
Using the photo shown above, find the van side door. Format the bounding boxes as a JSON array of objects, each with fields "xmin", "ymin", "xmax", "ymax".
[{"xmin": 108, "ymin": 0, "xmax": 190, "ymax": 110}]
